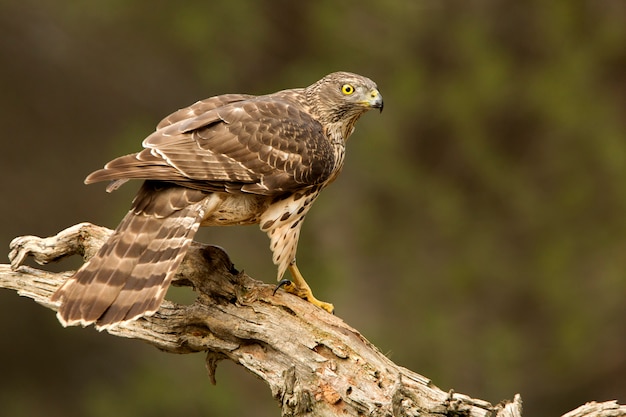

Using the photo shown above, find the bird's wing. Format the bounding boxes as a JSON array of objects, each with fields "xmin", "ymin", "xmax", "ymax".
[
  {"xmin": 155, "ymin": 94, "xmax": 255, "ymax": 129},
  {"xmin": 87, "ymin": 93, "xmax": 335, "ymax": 195}
]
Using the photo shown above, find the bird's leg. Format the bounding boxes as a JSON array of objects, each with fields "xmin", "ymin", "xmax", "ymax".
[{"xmin": 276, "ymin": 262, "xmax": 334, "ymax": 314}]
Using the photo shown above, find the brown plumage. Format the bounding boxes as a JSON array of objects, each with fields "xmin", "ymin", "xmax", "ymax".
[{"xmin": 51, "ymin": 71, "xmax": 383, "ymax": 329}]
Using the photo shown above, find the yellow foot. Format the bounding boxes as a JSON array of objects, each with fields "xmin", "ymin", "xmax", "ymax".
[{"xmin": 275, "ymin": 279, "xmax": 334, "ymax": 314}]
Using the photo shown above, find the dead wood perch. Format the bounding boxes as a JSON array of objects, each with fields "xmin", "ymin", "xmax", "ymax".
[{"xmin": 2, "ymin": 223, "xmax": 623, "ymax": 417}]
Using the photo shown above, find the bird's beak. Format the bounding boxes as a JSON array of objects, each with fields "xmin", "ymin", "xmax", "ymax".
[{"xmin": 366, "ymin": 88, "xmax": 384, "ymax": 113}]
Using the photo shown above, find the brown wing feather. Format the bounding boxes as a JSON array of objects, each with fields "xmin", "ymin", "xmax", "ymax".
[
  {"xmin": 51, "ymin": 182, "xmax": 209, "ymax": 328},
  {"xmin": 86, "ymin": 93, "xmax": 335, "ymax": 196},
  {"xmin": 156, "ymin": 94, "xmax": 254, "ymax": 129}
]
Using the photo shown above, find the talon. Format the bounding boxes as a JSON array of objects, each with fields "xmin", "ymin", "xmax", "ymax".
[
  {"xmin": 273, "ymin": 279, "xmax": 293, "ymax": 296},
  {"xmin": 275, "ymin": 282, "xmax": 335, "ymax": 314},
  {"xmin": 273, "ymin": 263, "xmax": 335, "ymax": 314}
]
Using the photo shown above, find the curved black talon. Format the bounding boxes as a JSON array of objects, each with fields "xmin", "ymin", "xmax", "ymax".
[{"xmin": 273, "ymin": 279, "xmax": 293, "ymax": 296}]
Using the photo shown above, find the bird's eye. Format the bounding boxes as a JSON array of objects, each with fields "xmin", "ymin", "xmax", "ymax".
[{"xmin": 341, "ymin": 84, "xmax": 355, "ymax": 95}]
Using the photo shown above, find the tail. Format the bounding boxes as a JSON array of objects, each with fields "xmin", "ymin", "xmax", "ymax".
[{"xmin": 51, "ymin": 181, "xmax": 209, "ymax": 329}]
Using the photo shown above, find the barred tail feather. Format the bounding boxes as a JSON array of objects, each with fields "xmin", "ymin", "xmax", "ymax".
[{"xmin": 51, "ymin": 181, "xmax": 209, "ymax": 329}]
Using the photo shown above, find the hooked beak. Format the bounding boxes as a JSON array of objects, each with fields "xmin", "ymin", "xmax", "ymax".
[{"xmin": 367, "ymin": 88, "xmax": 384, "ymax": 113}]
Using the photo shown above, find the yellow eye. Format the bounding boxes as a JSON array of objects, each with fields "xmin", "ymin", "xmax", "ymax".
[{"xmin": 341, "ymin": 84, "xmax": 355, "ymax": 95}]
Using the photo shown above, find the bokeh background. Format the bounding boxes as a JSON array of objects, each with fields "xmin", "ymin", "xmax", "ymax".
[{"xmin": 1, "ymin": 1, "xmax": 625, "ymax": 416}]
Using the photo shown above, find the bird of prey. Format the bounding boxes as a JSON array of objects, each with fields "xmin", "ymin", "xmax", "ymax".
[{"xmin": 51, "ymin": 71, "xmax": 383, "ymax": 329}]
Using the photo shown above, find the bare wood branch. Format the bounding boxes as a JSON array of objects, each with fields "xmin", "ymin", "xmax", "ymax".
[
  {"xmin": 2, "ymin": 223, "xmax": 624, "ymax": 417},
  {"xmin": 562, "ymin": 402, "xmax": 626, "ymax": 417}
]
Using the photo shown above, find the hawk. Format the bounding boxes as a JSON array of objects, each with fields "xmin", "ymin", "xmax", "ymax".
[{"xmin": 51, "ymin": 71, "xmax": 383, "ymax": 329}]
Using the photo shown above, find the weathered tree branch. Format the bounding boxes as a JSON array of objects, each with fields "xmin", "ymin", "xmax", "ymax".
[{"xmin": 2, "ymin": 223, "xmax": 624, "ymax": 417}]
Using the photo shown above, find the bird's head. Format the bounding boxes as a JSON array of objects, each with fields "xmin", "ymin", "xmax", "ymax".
[{"xmin": 305, "ymin": 72, "xmax": 383, "ymax": 137}]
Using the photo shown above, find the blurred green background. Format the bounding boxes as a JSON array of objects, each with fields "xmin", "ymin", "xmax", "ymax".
[{"xmin": 1, "ymin": 1, "xmax": 625, "ymax": 416}]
